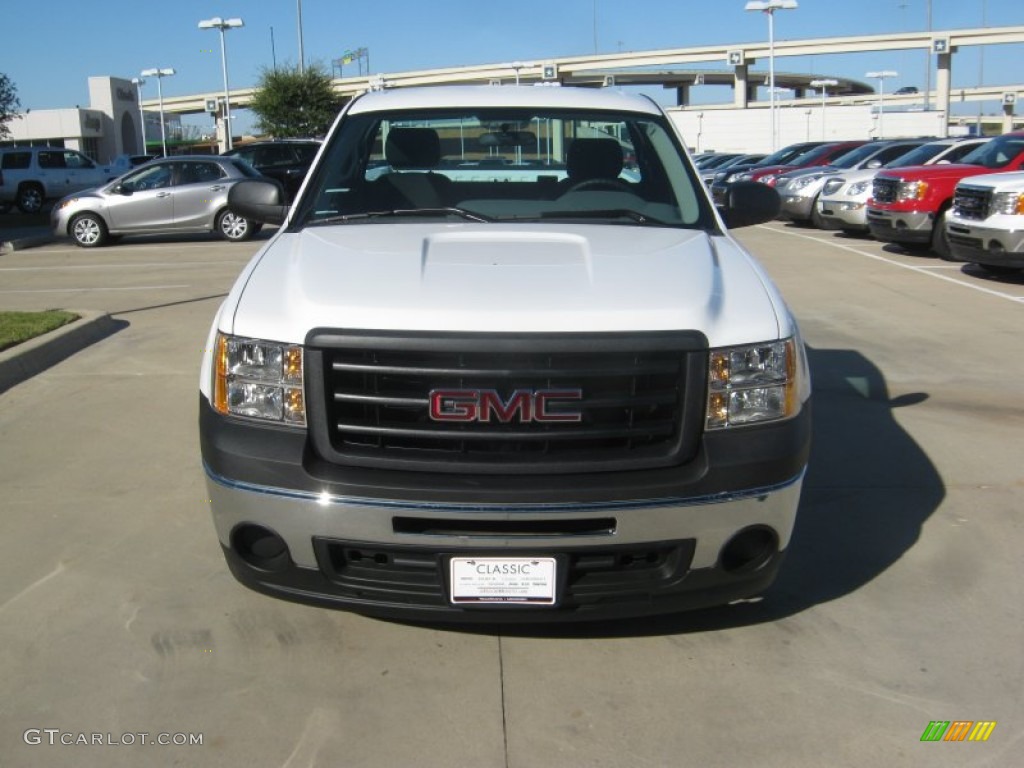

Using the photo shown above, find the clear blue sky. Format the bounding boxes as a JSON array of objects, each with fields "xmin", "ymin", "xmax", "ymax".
[{"xmin": 3, "ymin": 0, "xmax": 1020, "ymax": 134}]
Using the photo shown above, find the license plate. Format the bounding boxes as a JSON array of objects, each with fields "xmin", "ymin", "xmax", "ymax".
[{"xmin": 449, "ymin": 557, "xmax": 557, "ymax": 606}]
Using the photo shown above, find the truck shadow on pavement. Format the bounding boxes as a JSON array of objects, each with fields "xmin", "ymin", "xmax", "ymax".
[{"xmin": 473, "ymin": 345, "xmax": 946, "ymax": 639}]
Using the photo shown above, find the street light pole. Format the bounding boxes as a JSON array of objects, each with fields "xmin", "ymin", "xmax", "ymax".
[
  {"xmin": 140, "ymin": 68, "xmax": 175, "ymax": 157},
  {"xmin": 296, "ymin": 0, "xmax": 305, "ymax": 74},
  {"xmin": 866, "ymin": 70, "xmax": 898, "ymax": 139},
  {"xmin": 198, "ymin": 16, "xmax": 244, "ymax": 153},
  {"xmin": 810, "ymin": 78, "xmax": 837, "ymax": 140},
  {"xmin": 131, "ymin": 77, "xmax": 146, "ymax": 154},
  {"xmin": 745, "ymin": 0, "xmax": 798, "ymax": 152}
]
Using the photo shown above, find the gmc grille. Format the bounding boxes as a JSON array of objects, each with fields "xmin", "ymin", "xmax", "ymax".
[
  {"xmin": 305, "ymin": 330, "xmax": 707, "ymax": 474},
  {"xmin": 953, "ymin": 185, "xmax": 991, "ymax": 220},
  {"xmin": 872, "ymin": 177, "xmax": 900, "ymax": 203}
]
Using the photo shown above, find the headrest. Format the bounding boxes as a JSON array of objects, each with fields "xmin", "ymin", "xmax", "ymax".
[
  {"xmin": 385, "ymin": 128, "xmax": 442, "ymax": 169},
  {"xmin": 566, "ymin": 138, "xmax": 624, "ymax": 181}
]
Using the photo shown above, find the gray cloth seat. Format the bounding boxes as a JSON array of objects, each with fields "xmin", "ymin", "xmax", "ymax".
[
  {"xmin": 370, "ymin": 127, "xmax": 452, "ymax": 209},
  {"xmin": 559, "ymin": 138, "xmax": 624, "ymax": 193}
]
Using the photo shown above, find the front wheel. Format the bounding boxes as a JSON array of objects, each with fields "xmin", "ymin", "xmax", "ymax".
[
  {"xmin": 930, "ymin": 209, "xmax": 951, "ymax": 259},
  {"xmin": 217, "ymin": 209, "xmax": 254, "ymax": 242},
  {"xmin": 70, "ymin": 213, "xmax": 109, "ymax": 248}
]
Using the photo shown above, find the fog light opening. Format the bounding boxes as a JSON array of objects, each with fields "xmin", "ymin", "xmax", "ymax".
[
  {"xmin": 232, "ymin": 524, "xmax": 291, "ymax": 572},
  {"xmin": 720, "ymin": 527, "xmax": 778, "ymax": 574},
  {"xmin": 987, "ymin": 241, "xmax": 1005, "ymax": 254}
]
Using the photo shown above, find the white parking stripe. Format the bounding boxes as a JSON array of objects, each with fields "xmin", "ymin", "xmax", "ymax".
[
  {"xmin": 0, "ymin": 261, "xmax": 247, "ymax": 272},
  {"xmin": 763, "ymin": 226, "xmax": 1024, "ymax": 304},
  {"xmin": 0, "ymin": 285, "xmax": 191, "ymax": 294}
]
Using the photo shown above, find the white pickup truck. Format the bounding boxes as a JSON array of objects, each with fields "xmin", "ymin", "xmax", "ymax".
[
  {"xmin": 946, "ymin": 170, "xmax": 1024, "ymax": 274},
  {"xmin": 0, "ymin": 147, "xmax": 118, "ymax": 214},
  {"xmin": 198, "ymin": 85, "xmax": 812, "ymax": 623}
]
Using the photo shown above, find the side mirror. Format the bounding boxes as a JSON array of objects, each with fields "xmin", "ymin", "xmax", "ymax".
[
  {"xmin": 866, "ymin": 160, "xmax": 882, "ymax": 168},
  {"xmin": 228, "ymin": 179, "xmax": 289, "ymax": 225},
  {"xmin": 113, "ymin": 184, "xmax": 132, "ymax": 196},
  {"xmin": 718, "ymin": 181, "xmax": 781, "ymax": 229}
]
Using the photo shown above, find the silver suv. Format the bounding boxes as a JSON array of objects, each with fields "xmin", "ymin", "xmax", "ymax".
[{"xmin": 0, "ymin": 147, "xmax": 117, "ymax": 214}]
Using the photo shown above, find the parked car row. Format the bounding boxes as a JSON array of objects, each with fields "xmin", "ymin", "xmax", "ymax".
[
  {"xmin": 0, "ymin": 137, "xmax": 321, "ymax": 246},
  {"xmin": 711, "ymin": 131, "xmax": 1024, "ymax": 275}
]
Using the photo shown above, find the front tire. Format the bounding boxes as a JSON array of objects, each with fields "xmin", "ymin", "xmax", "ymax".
[
  {"xmin": 217, "ymin": 209, "xmax": 254, "ymax": 242},
  {"xmin": 16, "ymin": 184, "xmax": 45, "ymax": 214},
  {"xmin": 930, "ymin": 209, "xmax": 951, "ymax": 259},
  {"xmin": 70, "ymin": 213, "xmax": 109, "ymax": 248}
]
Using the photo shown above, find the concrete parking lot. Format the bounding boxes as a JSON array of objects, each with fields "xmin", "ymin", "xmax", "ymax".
[{"xmin": 0, "ymin": 225, "xmax": 1021, "ymax": 767}]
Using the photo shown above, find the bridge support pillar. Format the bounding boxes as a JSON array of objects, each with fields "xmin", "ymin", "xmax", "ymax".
[
  {"xmin": 733, "ymin": 64, "xmax": 750, "ymax": 108},
  {"xmin": 675, "ymin": 84, "xmax": 690, "ymax": 106},
  {"xmin": 935, "ymin": 51, "xmax": 953, "ymax": 138}
]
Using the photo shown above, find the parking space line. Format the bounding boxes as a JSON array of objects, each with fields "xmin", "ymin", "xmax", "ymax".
[
  {"xmin": 0, "ymin": 261, "xmax": 247, "ymax": 272},
  {"xmin": 764, "ymin": 226, "xmax": 1024, "ymax": 304},
  {"xmin": 0, "ymin": 285, "xmax": 191, "ymax": 294}
]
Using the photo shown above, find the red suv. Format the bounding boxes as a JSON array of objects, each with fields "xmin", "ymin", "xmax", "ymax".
[{"xmin": 866, "ymin": 131, "xmax": 1024, "ymax": 256}]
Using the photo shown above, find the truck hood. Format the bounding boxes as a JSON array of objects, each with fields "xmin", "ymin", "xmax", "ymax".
[
  {"xmin": 876, "ymin": 163, "xmax": 986, "ymax": 182},
  {"xmin": 225, "ymin": 223, "xmax": 787, "ymax": 348}
]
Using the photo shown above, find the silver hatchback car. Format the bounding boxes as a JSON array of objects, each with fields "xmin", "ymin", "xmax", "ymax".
[{"xmin": 51, "ymin": 155, "xmax": 267, "ymax": 247}]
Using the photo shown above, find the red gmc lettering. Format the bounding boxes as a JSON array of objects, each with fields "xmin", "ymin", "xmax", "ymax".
[{"xmin": 429, "ymin": 389, "xmax": 583, "ymax": 423}]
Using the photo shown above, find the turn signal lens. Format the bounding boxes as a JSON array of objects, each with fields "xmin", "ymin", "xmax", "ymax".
[
  {"xmin": 212, "ymin": 332, "xmax": 306, "ymax": 426},
  {"xmin": 706, "ymin": 338, "xmax": 801, "ymax": 429}
]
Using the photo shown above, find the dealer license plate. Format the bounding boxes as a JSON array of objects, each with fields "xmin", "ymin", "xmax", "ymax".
[{"xmin": 449, "ymin": 557, "xmax": 557, "ymax": 606}]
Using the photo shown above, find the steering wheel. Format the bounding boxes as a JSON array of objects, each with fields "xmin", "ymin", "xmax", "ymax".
[{"xmin": 563, "ymin": 178, "xmax": 634, "ymax": 195}]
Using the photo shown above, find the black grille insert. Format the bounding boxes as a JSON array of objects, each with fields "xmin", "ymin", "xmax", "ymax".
[
  {"xmin": 872, "ymin": 177, "xmax": 900, "ymax": 204},
  {"xmin": 312, "ymin": 538, "xmax": 697, "ymax": 608},
  {"xmin": 953, "ymin": 185, "xmax": 991, "ymax": 220},
  {"xmin": 305, "ymin": 330, "xmax": 707, "ymax": 474}
]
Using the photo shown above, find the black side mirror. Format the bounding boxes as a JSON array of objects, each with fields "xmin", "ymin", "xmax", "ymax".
[
  {"xmin": 228, "ymin": 179, "xmax": 289, "ymax": 225},
  {"xmin": 719, "ymin": 181, "xmax": 781, "ymax": 229},
  {"xmin": 114, "ymin": 184, "xmax": 132, "ymax": 196}
]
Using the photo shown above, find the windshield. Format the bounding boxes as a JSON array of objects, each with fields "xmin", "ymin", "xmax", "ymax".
[
  {"xmin": 293, "ymin": 107, "xmax": 713, "ymax": 229},
  {"xmin": 830, "ymin": 143, "xmax": 886, "ymax": 169},
  {"xmin": 786, "ymin": 143, "xmax": 846, "ymax": 166},
  {"xmin": 752, "ymin": 143, "xmax": 820, "ymax": 168},
  {"xmin": 883, "ymin": 142, "xmax": 948, "ymax": 168},
  {"xmin": 960, "ymin": 134, "xmax": 1024, "ymax": 169}
]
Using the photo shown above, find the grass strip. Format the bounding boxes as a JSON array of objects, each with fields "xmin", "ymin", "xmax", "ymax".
[{"xmin": 0, "ymin": 310, "xmax": 80, "ymax": 352}]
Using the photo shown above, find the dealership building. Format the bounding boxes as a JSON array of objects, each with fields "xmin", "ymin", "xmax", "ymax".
[{"xmin": 0, "ymin": 76, "xmax": 181, "ymax": 163}]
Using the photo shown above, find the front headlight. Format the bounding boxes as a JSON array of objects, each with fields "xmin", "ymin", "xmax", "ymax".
[
  {"xmin": 706, "ymin": 339, "xmax": 801, "ymax": 429},
  {"xmin": 789, "ymin": 175, "xmax": 822, "ymax": 192},
  {"xmin": 848, "ymin": 180, "xmax": 870, "ymax": 197},
  {"xmin": 897, "ymin": 180, "xmax": 928, "ymax": 201},
  {"xmin": 213, "ymin": 333, "xmax": 306, "ymax": 426},
  {"xmin": 992, "ymin": 191, "xmax": 1024, "ymax": 216}
]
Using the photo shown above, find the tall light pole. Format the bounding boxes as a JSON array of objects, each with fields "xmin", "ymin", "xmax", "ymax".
[
  {"xmin": 810, "ymin": 78, "xmax": 837, "ymax": 140},
  {"xmin": 199, "ymin": 16, "xmax": 244, "ymax": 153},
  {"xmin": 745, "ymin": 0, "xmax": 798, "ymax": 152},
  {"xmin": 140, "ymin": 68, "xmax": 175, "ymax": 157},
  {"xmin": 866, "ymin": 70, "xmax": 898, "ymax": 139},
  {"xmin": 131, "ymin": 77, "xmax": 146, "ymax": 154},
  {"xmin": 296, "ymin": 0, "xmax": 305, "ymax": 74}
]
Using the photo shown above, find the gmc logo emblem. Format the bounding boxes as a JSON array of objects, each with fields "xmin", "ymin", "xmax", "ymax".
[{"xmin": 429, "ymin": 388, "xmax": 583, "ymax": 423}]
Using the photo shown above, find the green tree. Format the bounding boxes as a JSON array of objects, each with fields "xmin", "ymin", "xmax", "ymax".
[
  {"xmin": 0, "ymin": 73, "xmax": 21, "ymax": 140},
  {"xmin": 249, "ymin": 64, "xmax": 339, "ymax": 138}
]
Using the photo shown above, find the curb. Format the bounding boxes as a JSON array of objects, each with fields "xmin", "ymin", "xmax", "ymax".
[
  {"xmin": 0, "ymin": 310, "xmax": 122, "ymax": 393},
  {"xmin": 0, "ymin": 233, "xmax": 56, "ymax": 253}
]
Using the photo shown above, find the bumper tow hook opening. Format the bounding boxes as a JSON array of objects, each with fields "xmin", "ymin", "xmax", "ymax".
[
  {"xmin": 232, "ymin": 524, "xmax": 291, "ymax": 572},
  {"xmin": 720, "ymin": 526, "xmax": 778, "ymax": 574}
]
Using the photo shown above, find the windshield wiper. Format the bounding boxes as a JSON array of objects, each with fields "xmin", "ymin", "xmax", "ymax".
[
  {"xmin": 539, "ymin": 209, "xmax": 673, "ymax": 226},
  {"xmin": 308, "ymin": 207, "xmax": 493, "ymax": 225}
]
